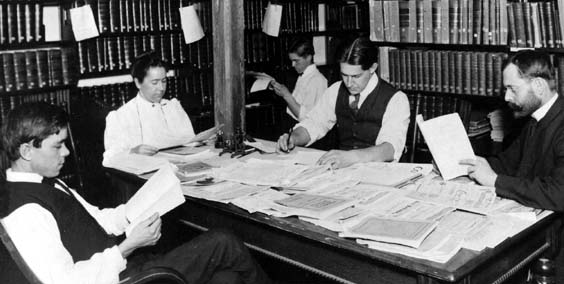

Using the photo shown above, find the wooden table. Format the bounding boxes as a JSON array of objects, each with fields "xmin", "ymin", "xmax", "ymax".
[{"xmin": 106, "ymin": 158, "xmax": 562, "ymax": 284}]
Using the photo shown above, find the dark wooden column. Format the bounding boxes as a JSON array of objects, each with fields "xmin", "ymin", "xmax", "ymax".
[{"xmin": 212, "ymin": 0, "xmax": 245, "ymax": 136}]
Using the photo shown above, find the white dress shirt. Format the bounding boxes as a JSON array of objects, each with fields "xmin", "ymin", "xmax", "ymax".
[
  {"xmin": 103, "ymin": 94, "xmax": 195, "ymax": 164},
  {"xmin": 296, "ymin": 74, "xmax": 410, "ymax": 161},
  {"xmin": 531, "ymin": 93, "xmax": 558, "ymax": 122},
  {"xmin": 286, "ymin": 64, "xmax": 328, "ymax": 121},
  {"xmin": 2, "ymin": 169, "xmax": 129, "ymax": 284}
]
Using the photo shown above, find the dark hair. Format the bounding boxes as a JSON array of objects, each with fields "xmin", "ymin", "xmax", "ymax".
[
  {"xmin": 131, "ymin": 51, "xmax": 169, "ymax": 83},
  {"xmin": 1, "ymin": 102, "xmax": 68, "ymax": 162},
  {"xmin": 288, "ymin": 37, "xmax": 315, "ymax": 58},
  {"xmin": 338, "ymin": 37, "xmax": 378, "ymax": 70},
  {"xmin": 504, "ymin": 50, "xmax": 557, "ymax": 91}
]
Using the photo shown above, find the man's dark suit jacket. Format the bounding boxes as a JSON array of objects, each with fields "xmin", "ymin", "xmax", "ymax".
[{"xmin": 488, "ymin": 95, "xmax": 564, "ymax": 211}]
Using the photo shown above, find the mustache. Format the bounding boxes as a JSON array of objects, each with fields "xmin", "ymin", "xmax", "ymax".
[{"xmin": 508, "ymin": 102, "xmax": 523, "ymax": 111}]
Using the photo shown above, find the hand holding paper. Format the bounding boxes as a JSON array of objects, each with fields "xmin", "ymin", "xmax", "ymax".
[{"xmin": 125, "ymin": 165, "xmax": 185, "ymax": 235}]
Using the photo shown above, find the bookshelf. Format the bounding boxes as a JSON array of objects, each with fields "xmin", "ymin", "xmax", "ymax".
[
  {"xmin": 244, "ymin": 0, "xmax": 370, "ymax": 140},
  {"xmin": 368, "ymin": 0, "xmax": 564, "ymax": 163},
  {"xmin": 0, "ymin": 0, "xmax": 80, "ymax": 185}
]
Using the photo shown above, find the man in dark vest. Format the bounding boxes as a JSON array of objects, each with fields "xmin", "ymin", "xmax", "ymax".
[
  {"xmin": 276, "ymin": 37, "xmax": 410, "ymax": 168},
  {"xmin": 0, "ymin": 102, "xmax": 271, "ymax": 284},
  {"xmin": 462, "ymin": 50, "xmax": 564, "ymax": 212}
]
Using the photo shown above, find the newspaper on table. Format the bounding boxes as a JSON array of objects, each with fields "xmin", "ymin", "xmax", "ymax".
[
  {"xmin": 273, "ymin": 193, "xmax": 358, "ymax": 219},
  {"xmin": 406, "ymin": 179, "xmax": 497, "ymax": 214},
  {"xmin": 340, "ymin": 216, "xmax": 438, "ymax": 248},
  {"xmin": 181, "ymin": 181, "xmax": 265, "ymax": 204},
  {"xmin": 340, "ymin": 162, "xmax": 433, "ymax": 187},
  {"xmin": 211, "ymin": 158, "xmax": 311, "ymax": 186},
  {"xmin": 357, "ymin": 230, "xmax": 462, "ymax": 263}
]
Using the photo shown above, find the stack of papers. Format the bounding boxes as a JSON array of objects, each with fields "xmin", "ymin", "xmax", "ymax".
[
  {"xmin": 211, "ymin": 159, "xmax": 309, "ymax": 186},
  {"xmin": 340, "ymin": 217, "xmax": 438, "ymax": 248},
  {"xmin": 340, "ymin": 162, "xmax": 433, "ymax": 187},
  {"xmin": 273, "ymin": 193, "xmax": 358, "ymax": 219}
]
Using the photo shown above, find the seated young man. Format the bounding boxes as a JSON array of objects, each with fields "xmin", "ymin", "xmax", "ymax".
[
  {"xmin": 0, "ymin": 102, "xmax": 271, "ymax": 284},
  {"xmin": 276, "ymin": 37, "xmax": 410, "ymax": 168}
]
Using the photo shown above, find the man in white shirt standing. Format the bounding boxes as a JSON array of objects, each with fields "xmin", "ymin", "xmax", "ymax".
[
  {"xmin": 0, "ymin": 102, "xmax": 271, "ymax": 284},
  {"xmin": 270, "ymin": 37, "xmax": 328, "ymax": 122},
  {"xmin": 277, "ymin": 37, "xmax": 410, "ymax": 168},
  {"xmin": 103, "ymin": 52, "xmax": 195, "ymax": 165}
]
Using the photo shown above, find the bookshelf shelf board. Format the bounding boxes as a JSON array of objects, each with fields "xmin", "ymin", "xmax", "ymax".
[
  {"xmin": 80, "ymin": 64, "xmax": 212, "ymax": 79},
  {"xmin": 245, "ymin": 29, "xmax": 368, "ymax": 37},
  {"xmin": 94, "ymin": 29, "xmax": 187, "ymax": 37},
  {"xmin": 0, "ymin": 41, "xmax": 75, "ymax": 51},
  {"xmin": 0, "ymin": 85, "xmax": 73, "ymax": 97},
  {"xmin": 372, "ymin": 42, "xmax": 510, "ymax": 52},
  {"xmin": 403, "ymin": 90, "xmax": 505, "ymax": 102}
]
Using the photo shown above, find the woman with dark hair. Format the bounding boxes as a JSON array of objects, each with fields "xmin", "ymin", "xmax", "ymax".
[
  {"xmin": 103, "ymin": 51, "xmax": 195, "ymax": 164},
  {"xmin": 270, "ymin": 37, "xmax": 327, "ymax": 122},
  {"xmin": 277, "ymin": 37, "xmax": 410, "ymax": 168}
]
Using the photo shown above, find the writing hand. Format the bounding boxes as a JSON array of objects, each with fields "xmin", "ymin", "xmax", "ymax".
[
  {"xmin": 460, "ymin": 156, "xmax": 497, "ymax": 187},
  {"xmin": 131, "ymin": 144, "xmax": 158, "ymax": 156},
  {"xmin": 119, "ymin": 213, "xmax": 162, "ymax": 257},
  {"xmin": 276, "ymin": 133, "xmax": 295, "ymax": 153}
]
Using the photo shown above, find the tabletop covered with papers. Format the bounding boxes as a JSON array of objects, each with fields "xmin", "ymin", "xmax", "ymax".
[{"xmin": 106, "ymin": 141, "xmax": 553, "ymax": 265}]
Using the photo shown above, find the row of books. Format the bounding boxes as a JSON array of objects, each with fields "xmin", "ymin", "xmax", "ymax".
[
  {"xmin": 0, "ymin": 89, "xmax": 70, "ymax": 124},
  {"xmin": 77, "ymin": 33, "xmax": 213, "ymax": 75},
  {"xmin": 406, "ymin": 93, "xmax": 474, "ymax": 147},
  {"xmin": 0, "ymin": 48, "xmax": 76, "ymax": 93},
  {"xmin": 381, "ymin": 48, "xmax": 507, "ymax": 97},
  {"xmin": 508, "ymin": 1, "xmax": 563, "ymax": 48},
  {"xmin": 370, "ymin": 0, "xmax": 508, "ymax": 45},
  {"xmin": 0, "ymin": 2, "xmax": 43, "ymax": 45},
  {"xmin": 245, "ymin": 0, "xmax": 367, "ymax": 33},
  {"xmin": 77, "ymin": 74, "xmax": 214, "ymax": 112},
  {"xmin": 80, "ymin": 0, "xmax": 212, "ymax": 34},
  {"xmin": 245, "ymin": 32, "xmax": 293, "ymax": 66}
]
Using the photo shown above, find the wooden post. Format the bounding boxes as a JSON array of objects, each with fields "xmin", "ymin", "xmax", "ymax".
[{"xmin": 212, "ymin": 0, "xmax": 245, "ymax": 137}]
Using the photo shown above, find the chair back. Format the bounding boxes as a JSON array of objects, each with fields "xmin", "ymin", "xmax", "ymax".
[{"xmin": 0, "ymin": 220, "xmax": 43, "ymax": 284}]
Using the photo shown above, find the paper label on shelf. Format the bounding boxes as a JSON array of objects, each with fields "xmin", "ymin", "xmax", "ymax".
[
  {"xmin": 69, "ymin": 5, "xmax": 99, "ymax": 41},
  {"xmin": 179, "ymin": 5, "xmax": 205, "ymax": 44}
]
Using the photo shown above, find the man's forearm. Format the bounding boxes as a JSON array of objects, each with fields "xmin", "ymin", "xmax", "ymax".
[{"xmin": 351, "ymin": 142, "xmax": 394, "ymax": 163}]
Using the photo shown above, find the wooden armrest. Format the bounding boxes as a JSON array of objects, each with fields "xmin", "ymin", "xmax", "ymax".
[{"xmin": 119, "ymin": 267, "xmax": 188, "ymax": 284}]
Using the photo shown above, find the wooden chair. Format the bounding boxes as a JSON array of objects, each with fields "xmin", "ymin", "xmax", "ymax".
[{"xmin": 0, "ymin": 220, "xmax": 188, "ymax": 284}]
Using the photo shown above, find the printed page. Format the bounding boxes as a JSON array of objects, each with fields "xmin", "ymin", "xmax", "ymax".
[
  {"xmin": 250, "ymin": 77, "xmax": 273, "ymax": 93},
  {"xmin": 273, "ymin": 194, "xmax": 357, "ymax": 219},
  {"xmin": 406, "ymin": 179, "xmax": 497, "ymax": 214},
  {"xmin": 341, "ymin": 217, "xmax": 438, "ymax": 248},
  {"xmin": 187, "ymin": 124, "xmax": 223, "ymax": 144},
  {"xmin": 416, "ymin": 113, "xmax": 475, "ymax": 180},
  {"xmin": 212, "ymin": 159, "xmax": 308, "ymax": 186},
  {"xmin": 125, "ymin": 166, "xmax": 185, "ymax": 234},
  {"xmin": 340, "ymin": 162, "xmax": 433, "ymax": 187}
]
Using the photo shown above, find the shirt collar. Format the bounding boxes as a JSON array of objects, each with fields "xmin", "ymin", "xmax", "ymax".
[
  {"xmin": 301, "ymin": 64, "xmax": 317, "ymax": 77},
  {"xmin": 136, "ymin": 93, "xmax": 168, "ymax": 107},
  {"xmin": 531, "ymin": 93, "xmax": 557, "ymax": 122},
  {"xmin": 359, "ymin": 73, "xmax": 379, "ymax": 98},
  {"xmin": 6, "ymin": 169, "xmax": 44, "ymax": 183}
]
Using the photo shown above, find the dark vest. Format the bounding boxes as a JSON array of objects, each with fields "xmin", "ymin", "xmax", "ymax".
[
  {"xmin": 335, "ymin": 79, "xmax": 397, "ymax": 150},
  {"xmin": 4, "ymin": 181, "xmax": 117, "ymax": 262}
]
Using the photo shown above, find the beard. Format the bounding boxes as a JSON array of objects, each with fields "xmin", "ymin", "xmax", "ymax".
[{"xmin": 509, "ymin": 91, "xmax": 542, "ymax": 118}]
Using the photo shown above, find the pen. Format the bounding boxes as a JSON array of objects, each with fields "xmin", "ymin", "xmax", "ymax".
[{"xmin": 286, "ymin": 127, "xmax": 293, "ymax": 152}]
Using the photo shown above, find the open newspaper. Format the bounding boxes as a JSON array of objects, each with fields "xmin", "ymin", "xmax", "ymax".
[
  {"xmin": 416, "ymin": 113, "xmax": 475, "ymax": 180},
  {"xmin": 125, "ymin": 165, "xmax": 185, "ymax": 234}
]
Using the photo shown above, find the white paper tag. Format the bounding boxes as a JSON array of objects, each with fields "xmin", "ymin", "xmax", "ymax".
[
  {"xmin": 179, "ymin": 5, "xmax": 205, "ymax": 44},
  {"xmin": 69, "ymin": 5, "xmax": 99, "ymax": 41}
]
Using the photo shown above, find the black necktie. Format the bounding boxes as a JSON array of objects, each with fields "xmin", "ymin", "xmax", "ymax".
[
  {"xmin": 42, "ymin": 177, "xmax": 73, "ymax": 196},
  {"xmin": 350, "ymin": 94, "xmax": 360, "ymax": 114}
]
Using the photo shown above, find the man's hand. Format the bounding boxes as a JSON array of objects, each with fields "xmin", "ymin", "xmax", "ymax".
[
  {"xmin": 276, "ymin": 133, "xmax": 295, "ymax": 153},
  {"xmin": 118, "ymin": 213, "xmax": 162, "ymax": 258},
  {"xmin": 130, "ymin": 144, "xmax": 158, "ymax": 156},
  {"xmin": 317, "ymin": 150, "xmax": 357, "ymax": 169},
  {"xmin": 460, "ymin": 156, "xmax": 498, "ymax": 187},
  {"xmin": 270, "ymin": 81, "xmax": 292, "ymax": 99}
]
